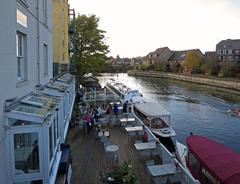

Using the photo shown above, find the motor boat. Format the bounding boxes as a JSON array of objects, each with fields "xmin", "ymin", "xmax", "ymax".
[{"xmin": 175, "ymin": 135, "xmax": 240, "ymax": 184}]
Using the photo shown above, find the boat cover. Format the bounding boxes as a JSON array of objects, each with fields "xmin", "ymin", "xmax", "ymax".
[
  {"xmin": 187, "ymin": 135, "xmax": 240, "ymax": 184},
  {"xmin": 135, "ymin": 102, "xmax": 170, "ymax": 117}
]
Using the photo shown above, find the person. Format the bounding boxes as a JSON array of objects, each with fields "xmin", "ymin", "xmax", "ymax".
[
  {"xmin": 90, "ymin": 111, "xmax": 95, "ymax": 130},
  {"xmin": 106, "ymin": 104, "xmax": 112, "ymax": 125},
  {"xmin": 82, "ymin": 120, "xmax": 87, "ymax": 136},
  {"xmin": 113, "ymin": 103, "xmax": 119, "ymax": 119},
  {"xmin": 95, "ymin": 106, "xmax": 102, "ymax": 120},
  {"xmin": 122, "ymin": 101, "xmax": 128, "ymax": 114},
  {"xmin": 142, "ymin": 131, "xmax": 148, "ymax": 142},
  {"xmin": 85, "ymin": 111, "xmax": 91, "ymax": 134}
]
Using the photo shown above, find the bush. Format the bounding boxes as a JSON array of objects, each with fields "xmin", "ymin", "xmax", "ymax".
[
  {"xmin": 100, "ymin": 161, "xmax": 137, "ymax": 184},
  {"xmin": 218, "ymin": 60, "xmax": 237, "ymax": 77}
]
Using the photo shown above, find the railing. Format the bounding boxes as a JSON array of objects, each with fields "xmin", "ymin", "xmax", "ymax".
[
  {"xmin": 83, "ymin": 90, "xmax": 119, "ymax": 102},
  {"xmin": 131, "ymin": 104, "xmax": 200, "ymax": 184}
]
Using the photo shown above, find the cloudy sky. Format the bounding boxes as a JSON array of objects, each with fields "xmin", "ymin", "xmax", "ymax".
[{"xmin": 69, "ymin": 0, "xmax": 240, "ymax": 58}]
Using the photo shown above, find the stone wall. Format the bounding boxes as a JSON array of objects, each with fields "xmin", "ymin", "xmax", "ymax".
[{"xmin": 128, "ymin": 70, "xmax": 240, "ymax": 91}]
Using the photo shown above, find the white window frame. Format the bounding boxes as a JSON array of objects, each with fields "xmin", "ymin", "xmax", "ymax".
[
  {"xmin": 43, "ymin": 0, "xmax": 47, "ymax": 25},
  {"xmin": 16, "ymin": 32, "xmax": 27, "ymax": 81}
]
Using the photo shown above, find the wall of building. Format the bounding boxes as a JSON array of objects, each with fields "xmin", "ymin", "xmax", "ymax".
[
  {"xmin": 0, "ymin": 0, "xmax": 52, "ymax": 183},
  {"xmin": 128, "ymin": 71, "xmax": 240, "ymax": 91},
  {"xmin": 52, "ymin": 0, "xmax": 69, "ymax": 75}
]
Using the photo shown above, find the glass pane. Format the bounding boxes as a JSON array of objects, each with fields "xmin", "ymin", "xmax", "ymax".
[
  {"xmin": 14, "ymin": 180, "xmax": 43, "ymax": 184},
  {"xmin": 14, "ymin": 133, "xmax": 39, "ymax": 174},
  {"xmin": 17, "ymin": 57, "xmax": 21, "ymax": 78},
  {"xmin": 49, "ymin": 125, "xmax": 53, "ymax": 160}
]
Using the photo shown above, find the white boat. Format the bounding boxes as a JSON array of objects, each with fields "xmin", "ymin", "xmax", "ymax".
[
  {"xmin": 175, "ymin": 141, "xmax": 188, "ymax": 168},
  {"xmin": 133, "ymin": 101, "xmax": 176, "ymax": 138},
  {"xmin": 106, "ymin": 79, "xmax": 142, "ymax": 103}
]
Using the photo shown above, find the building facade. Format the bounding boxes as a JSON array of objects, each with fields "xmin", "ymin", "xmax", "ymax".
[
  {"xmin": 52, "ymin": 0, "xmax": 69, "ymax": 76},
  {"xmin": 0, "ymin": 0, "xmax": 53, "ymax": 183},
  {"xmin": 216, "ymin": 39, "xmax": 240, "ymax": 64}
]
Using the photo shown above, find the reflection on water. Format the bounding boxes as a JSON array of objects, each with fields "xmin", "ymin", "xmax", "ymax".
[{"xmin": 98, "ymin": 73, "xmax": 240, "ymax": 152}]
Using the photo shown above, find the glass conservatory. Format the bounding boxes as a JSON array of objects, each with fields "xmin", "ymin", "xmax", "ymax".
[
  {"xmin": 40, "ymin": 74, "xmax": 75, "ymax": 142},
  {"xmin": 5, "ymin": 74, "xmax": 76, "ymax": 184},
  {"xmin": 5, "ymin": 93, "xmax": 62, "ymax": 184}
]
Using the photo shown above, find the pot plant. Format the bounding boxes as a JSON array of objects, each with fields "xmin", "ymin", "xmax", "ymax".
[{"xmin": 101, "ymin": 161, "xmax": 137, "ymax": 184}]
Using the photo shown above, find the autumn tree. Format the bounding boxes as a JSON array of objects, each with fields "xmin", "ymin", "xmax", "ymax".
[
  {"xmin": 184, "ymin": 51, "xmax": 203, "ymax": 73},
  {"xmin": 73, "ymin": 14, "xmax": 109, "ymax": 77}
]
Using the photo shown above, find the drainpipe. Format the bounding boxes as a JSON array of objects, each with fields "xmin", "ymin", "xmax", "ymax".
[{"xmin": 36, "ymin": 0, "xmax": 40, "ymax": 85}]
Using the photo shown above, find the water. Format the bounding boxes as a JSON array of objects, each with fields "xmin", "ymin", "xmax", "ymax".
[{"xmin": 98, "ymin": 73, "xmax": 240, "ymax": 152}]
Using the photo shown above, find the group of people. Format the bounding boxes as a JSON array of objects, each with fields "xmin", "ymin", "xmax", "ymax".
[
  {"xmin": 83, "ymin": 105, "xmax": 103, "ymax": 135},
  {"xmin": 82, "ymin": 101, "xmax": 131, "ymax": 135}
]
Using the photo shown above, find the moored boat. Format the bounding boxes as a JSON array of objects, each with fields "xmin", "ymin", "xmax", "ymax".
[
  {"xmin": 176, "ymin": 135, "xmax": 240, "ymax": 184},
  {"xmin": 133, "ymin": 101, "xmax": 176, "ymax": 138},
  {"xmin": 106, "ymin": 79, "xmax": 142, "ymax": 103}
]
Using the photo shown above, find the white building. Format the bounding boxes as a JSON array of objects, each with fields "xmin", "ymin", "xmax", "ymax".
[{"xmin": 0, "ymin": 0, "xmax": 75, "ymax": 184}]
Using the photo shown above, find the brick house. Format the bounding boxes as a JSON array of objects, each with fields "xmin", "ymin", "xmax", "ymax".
[{"xmin": 216, "ymin": 39, "xmax": 240, "ymax": 64}]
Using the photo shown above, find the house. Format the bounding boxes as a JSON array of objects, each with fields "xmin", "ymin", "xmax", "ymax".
[
  {"xmin": 168, "ymin": 49, "xmax": 204, "ymax": 72},
  {"xmin": 144, "ymin": 47, "xmax": 173, "ymax": 65},
  {"xmin": 216, "ymin": 39, "xmax": 240, "ymax": 64},
  {"xmin": 52, "ymin": 0, "xmax": 70, "ymax": 75},
  {"xmin": 169, "ymin": 49, "xmax": 204, "ymax": 63},
  {"xmin": 130, "ymin": 57, "xmax": 143, "ymax": 66},
  {"xmin": 205, "ymin": 51, "xmax": 216, "ymax": 62},
  {"xmin": 0, "ymin": 1, "xmax": 75, "ymax": 183}
]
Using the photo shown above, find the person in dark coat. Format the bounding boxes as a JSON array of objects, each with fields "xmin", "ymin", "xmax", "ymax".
[{"xmin": 122, "ymin": 101, "xmax": 128, "ymax": 114}]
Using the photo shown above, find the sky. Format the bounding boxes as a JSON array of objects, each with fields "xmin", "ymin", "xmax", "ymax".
[{"xmin": 69, "ymin": 0, "xmax": 240, "ymax": 58}]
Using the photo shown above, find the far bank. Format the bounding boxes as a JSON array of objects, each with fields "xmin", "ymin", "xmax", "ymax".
[{"xmin": 128, "ymin": 70, "xmax": 240, "ymax": 91}]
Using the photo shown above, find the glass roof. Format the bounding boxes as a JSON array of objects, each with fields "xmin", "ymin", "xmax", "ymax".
[
  {"xmin": 57, "ymin": 74, "xmax": 74, "ymax": 84},
  {"xmin": 7, "ymin": 93, "xmax": 60, "ymax": 118}
]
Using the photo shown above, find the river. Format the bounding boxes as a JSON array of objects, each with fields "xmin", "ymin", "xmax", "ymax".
[{"xmin": 98, "ymin": 73, "xmax": 240, "ymax": 152}]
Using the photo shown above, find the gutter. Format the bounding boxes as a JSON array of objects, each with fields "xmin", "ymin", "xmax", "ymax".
[{"xmin": 36, "ymin": 0, "xmax": 40, "ymax": 85}]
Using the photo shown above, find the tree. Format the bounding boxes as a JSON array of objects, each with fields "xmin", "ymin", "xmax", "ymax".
[
  {"xmin": 73, "ymin": 14, "xmax": 109, "ymax": 77},
  {"xmin": 184, "ymin": 51, "xmax": 203, "ymax": 73},
  {"xmin": 201, "ymin": 59, "xmax": 220, "ymax": 76},
  {"xmin": 218, "ymin": 60, "xmax": 238, "ymax": 77}
]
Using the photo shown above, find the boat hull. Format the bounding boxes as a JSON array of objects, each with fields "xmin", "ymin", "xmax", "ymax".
[{"xmin": 153, "ymin": 133, "xmax": 176, "ymax": 153}]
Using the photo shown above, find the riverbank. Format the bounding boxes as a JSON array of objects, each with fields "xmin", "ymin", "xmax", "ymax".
[{"xmin": 128, "ymin": 70, "xmax": 240, "ymax": 91}]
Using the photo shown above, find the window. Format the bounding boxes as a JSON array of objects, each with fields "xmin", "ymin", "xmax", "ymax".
[
  {"xmin": 43, "ymin": 0, "xmax": 47, "ymax": 24},
  {"xmin": 14, "ymin": 132, "xmax": 39, "ymax": 174},
  {"xmin": 43, "ymin": 44, "xmax": 48, "ymax": 75},
  {"xmin": 49, "ymin": 125, "xmax": 53, "ymax": 160},
  {"xmin": 188, "ymin": 151, "xmax": 200, "ymax": 172},
  {"xmin": 16, "ymin": 32, "xmax": 27, "ymax": 81}
]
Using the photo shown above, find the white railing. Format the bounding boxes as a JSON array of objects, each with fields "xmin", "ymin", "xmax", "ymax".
[{"xmin": 83, "ymin": 90, "xmax": 119, "ymax": 102}]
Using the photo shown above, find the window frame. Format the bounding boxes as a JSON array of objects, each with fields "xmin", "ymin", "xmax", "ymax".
[
  {"xmin": 43, "ymin": 44, "xmax": 48, "ymax": 76},
  {"xmin": 16, "ymin": 32, "xmax": 27, "ymax": 82}
]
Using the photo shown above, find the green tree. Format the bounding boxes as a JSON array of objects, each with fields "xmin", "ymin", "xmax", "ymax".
[{"xmin": 74, "ymin": 14, "xmax": 109, "ymax": 77}]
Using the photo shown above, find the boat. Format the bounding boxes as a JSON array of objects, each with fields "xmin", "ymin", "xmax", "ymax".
[
  {"xmin": 176, "ymin": 135, "xmax": 240, "ymax": 184},
  {"xmin": 106, "ymin": 79, "xmax": 142, "ymax": 103},
  {"xmin": 133, "ymin": 101, "xmax": 176, "ymax": 138}
]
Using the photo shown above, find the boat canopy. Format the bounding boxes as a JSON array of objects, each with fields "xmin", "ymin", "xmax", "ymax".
[
  {"xmin": 187, "ymin": 135, "xmax": 240, "ymax": 184},
  {"xmin": 135, "ymin": 102, "xmax": 170, "ymax": 117}
]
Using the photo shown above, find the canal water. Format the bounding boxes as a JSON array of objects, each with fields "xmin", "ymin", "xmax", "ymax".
[{"xmin": 98, "ymin": 73, "xmax": 240, "ymax": 152}]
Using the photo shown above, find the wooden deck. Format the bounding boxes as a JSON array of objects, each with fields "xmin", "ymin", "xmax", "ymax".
[{"xmin": 66, "ymin": 124, "xmax": 155, "ymax": 184}]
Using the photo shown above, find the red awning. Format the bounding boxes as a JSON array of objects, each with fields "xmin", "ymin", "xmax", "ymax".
[{"xmin": 187, "ymin": 135, "xmax": 240, "ymax": 184}]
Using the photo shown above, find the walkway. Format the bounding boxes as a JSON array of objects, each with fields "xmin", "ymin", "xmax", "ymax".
[{"xmin": 66, "ymin": 125, "xmax": 154, "ymax": 184}]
